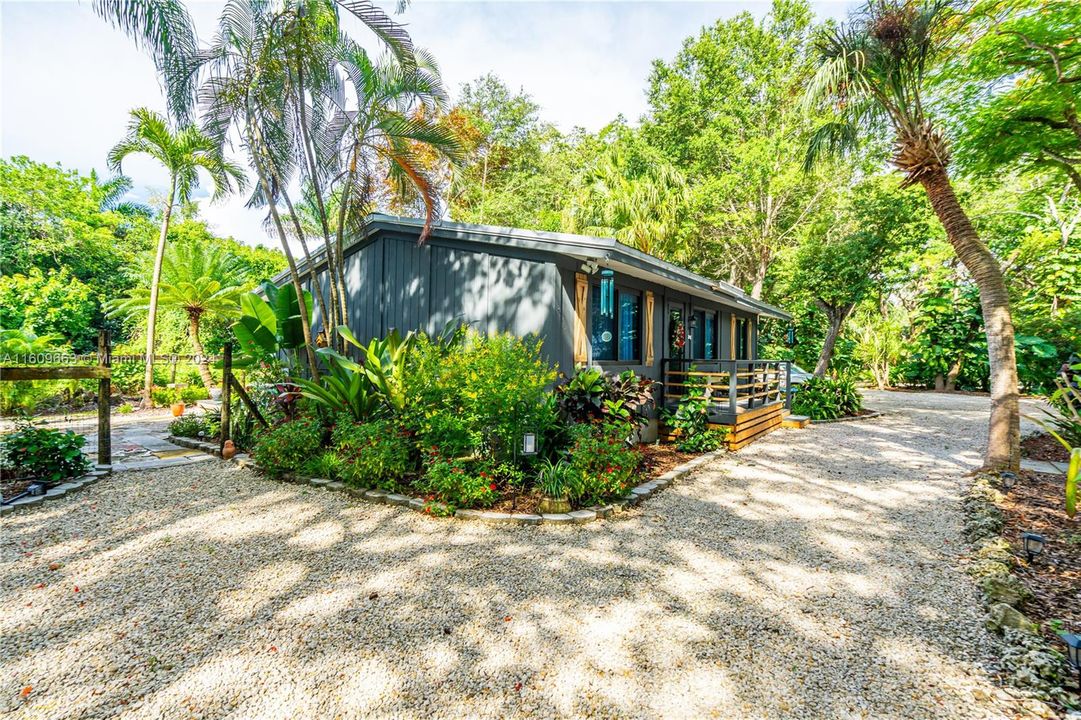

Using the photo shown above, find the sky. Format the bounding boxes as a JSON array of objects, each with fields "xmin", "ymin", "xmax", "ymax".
[{"xmin": 1, "ymin": 0, "xmax": 855, "ymax": 247}]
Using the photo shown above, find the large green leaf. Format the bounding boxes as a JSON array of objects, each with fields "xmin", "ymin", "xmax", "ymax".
[{"xmin": 274, "ymin": 284, "xmax": 312, "ymax": 351}]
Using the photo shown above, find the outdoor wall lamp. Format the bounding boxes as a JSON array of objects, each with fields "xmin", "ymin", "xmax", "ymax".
[
  {"xmin": 1058, "ymin": 633, "xmax": 1080, "ymax": 687},
  {"xmin": 521, "ymin": 432, "xmax": 538, "ymax": 456},
  {"xmin": 1021, "ymin": 532, "xmax": 1046, "ymax": 562}
]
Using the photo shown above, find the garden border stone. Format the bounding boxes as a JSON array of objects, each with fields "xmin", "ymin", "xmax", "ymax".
[
  {"xmin": 167, "ymin": 434, "xmax": 727, "ymax": 526},
  {"xmin": 810, "ymin": 409, "xmax": 883, "ymax": 424},
  {"xmin": 2, "ymin": 466, "xmax": 114, "ymax": 515}
]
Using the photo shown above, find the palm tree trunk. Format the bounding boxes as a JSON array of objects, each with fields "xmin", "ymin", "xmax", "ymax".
[
  {"xmin": 294, "ymin": 64, "xmax": 346, "ymax": 349},
  {"xmin": 187, "ymin": 312, "xmax": 214, "ymax": 393},
  {"xmin": 142, "ymin": 176, "xmax": 176, "ymax": 408},
  {"xmin": 250, "ymin": 150, "xmax": 321, "ymax": 381},
  {"xmin": 919, "ymin": 168, "xmax": 1020, "ymax": 471}
]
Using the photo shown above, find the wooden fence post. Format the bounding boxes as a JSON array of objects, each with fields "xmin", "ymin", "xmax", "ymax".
[
  {"xmin": 220, "ymin": 342, "xmax": 232, "ymax": 455},
  {"xmin": 97, "ymin": 330, "xmax": 111, "ymax": 467}
]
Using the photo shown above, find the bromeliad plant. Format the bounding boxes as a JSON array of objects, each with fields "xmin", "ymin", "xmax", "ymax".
[{"xmin": 556, "ymin": 367, "xmax": 655, "ymax": 426}]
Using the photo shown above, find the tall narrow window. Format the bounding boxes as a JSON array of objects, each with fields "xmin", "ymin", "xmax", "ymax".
[
  {"xmin": 703, "ymin": 311, "xmax": 717, "ymax": 359},
  {"xmin": 736, "ymin": 317, "xmax": 750, "ymax": 360},
  {"xmin": 591, "ymin": 289, "xmax": 615, "ymax": 361},
  {"xmin": 691, "ymin": 310, "xmax": 705, "ymax": 358},
  {"xmin": 592, "ymin": 285, "xmax": 642, "ymax": 362},
  {"xmin": 618, "ymin": 291, "xmax": 641, "ymax": 362},
  {"xmin": 668, "ymin": 307, "xmax": 685, "ymax": 359}
]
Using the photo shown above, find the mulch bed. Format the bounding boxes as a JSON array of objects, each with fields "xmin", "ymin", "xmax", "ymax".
[
  {"xmin": 486, "ymin": 444, "xmax": 701, "ymax": 515},
  {"xmin": 1022, "ymin": 433, "xmax": 1071, "ymax": 463},
  {"xmin": 998, "ymin": 471, "xmax": 1081, "ymax": 642}
]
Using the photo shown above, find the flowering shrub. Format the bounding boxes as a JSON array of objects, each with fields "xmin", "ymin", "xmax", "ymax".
[
  {"xmin": 565, "ymin": 422, "xmax": 642, "ymax": 504},
  {"xmin": 252, "ymin": 417, "xmax": 324, "ymax": 477},
  {"xmin": 332, "ymin": 418, "xmax": 412, "ymax": 491},
  {"xmin": 412, "ymin": 410, "xmax": 479, "ymax": 460},
  {"xmin": 416, "ymin": 455, "xmax": 498, "ymax": 509}
]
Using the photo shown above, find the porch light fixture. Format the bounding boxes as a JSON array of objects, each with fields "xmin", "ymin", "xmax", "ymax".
[
  {"xmin": 599, "ymin": 268, "xmax": 615, "ymax": 317},
  {"xmin": 1058, "ymin": 632, "xmax": 1080, "ymax": 686},
  {"xmin": 520, "ymin": 432, "xmax": 538, "ymax": 456},
  {"xmin": 1021, "ymin": 532, "xmax": 1046, "ymax": 562}
]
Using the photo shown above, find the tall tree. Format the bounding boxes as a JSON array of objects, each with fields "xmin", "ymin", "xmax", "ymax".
[
  {"xmin": 107, "ymin": 240, "xmax": 243, "ymax": 392},
  {"xmin": 562, "ymin": 133, "xmax": 690, "ymax": 260},
  {"xmin": 108, "ymin": 107, "xmax": 247, "ymax": 407},
  {"xmin": 646, "ymin": 0, "xmax": 827, "ymax": 296},
  {"xmin": 805, "ymin": 0, "xmax": 1021, "ymax": 470},
  {"xmin": 788, "ymin": 177, "xmax": 932, "ymax": 377},
  {"xmin": 940, "ymin": 0, "xmax": 1081, "ymax": 190}
]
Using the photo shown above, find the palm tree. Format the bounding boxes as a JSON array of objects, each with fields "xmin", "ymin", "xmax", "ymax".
[
  {"xmin": 562, "ymin": 146, "xmax": 689, "ymax": 259},
  {"xmin": 107, "ymin": 241, "xmax": 243, "ymax": 393},
  {"xmin": 804, "ymin": 0, "xmax": 1021, "ymax": 471},
  {"xmin": 108, "ymin": 107, "xmax": 247, "ymax": 407}
]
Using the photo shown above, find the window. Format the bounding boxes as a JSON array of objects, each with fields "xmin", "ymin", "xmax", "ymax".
[
  {"xmin": 736, "ymin": 317, "xmax": 750, "ymax": 360},
  {"xmin": 592, "ymin": 287, "xmax": 642, "ymax": 362},
  {"xmin": 703, "ymin": 311, "xmax": 717, "ymax": 359},
  {"xmin": 668, "ymin": 307, "xmax": 685, "ymax": 359}
]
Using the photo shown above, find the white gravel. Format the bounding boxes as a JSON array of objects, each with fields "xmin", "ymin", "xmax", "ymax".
[{"xmin": 0, "ymin": 391, "xmax": 1051, "ymax": 719}]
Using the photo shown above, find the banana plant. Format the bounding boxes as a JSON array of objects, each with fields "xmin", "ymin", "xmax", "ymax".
[{"xmin": 232, "ymin": 282, "xmax": 313, "ymax": 370}]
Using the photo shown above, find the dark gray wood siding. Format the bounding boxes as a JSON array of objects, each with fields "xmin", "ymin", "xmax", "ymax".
[{"xmin": 307, "ymin": 232, "xmax": 567, "ymax": 369}]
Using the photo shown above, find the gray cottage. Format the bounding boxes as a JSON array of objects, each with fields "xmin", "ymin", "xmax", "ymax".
[{"xmin": 278, "ymin": 214, "xmax": 794, "ymax": 447}]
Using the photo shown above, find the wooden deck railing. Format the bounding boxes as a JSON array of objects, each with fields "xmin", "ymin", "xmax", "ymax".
[{"xmin": 661, "ymin": 358, "xmax": 793, "ymax": 423}]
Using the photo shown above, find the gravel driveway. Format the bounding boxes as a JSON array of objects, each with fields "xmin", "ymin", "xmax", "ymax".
[{"xmin": 1, "ymin": 391, "xmax": 1050, "ymax": 719}]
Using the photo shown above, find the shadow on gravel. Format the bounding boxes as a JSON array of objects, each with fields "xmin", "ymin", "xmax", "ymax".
[{"xmin": 1, "ymin": 392, "xmax": 1020, "ymax": 719}]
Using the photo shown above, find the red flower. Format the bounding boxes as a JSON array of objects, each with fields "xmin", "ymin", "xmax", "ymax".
[{"xmin": 489, "ymin": 483, "xmax": 497, "ymax": 491}]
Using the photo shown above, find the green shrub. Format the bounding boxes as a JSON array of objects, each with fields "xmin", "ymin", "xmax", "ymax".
[
  {"xmin": 416, "ymin": 456, "xmax": 498, "ymax": 509},
  {"xmin": 117, "ymin": 402, "xmax": 134, "ymax": 414},
  {"xmin": 537, "ymin": 458, "xmax": 574, "ymax": 498},
  {"xmin": 168, "ymin": 415, "xmax": 209, "ymax": 439},
  {"xmin": 565, "ymin": 422, "xmax": 642, "ymax": 505},
  {"xmin": 0, "ymin": 419, "xmax": 90, "ymax": 483},
  {"xmin": 791, "ymin": 376, "xmax": 863, "ymax": 420},
  {"xmin": 556, "ymin": 367, "xmax": 655, "ymax": 426},
  {"xmin": 331, "ymin": 418, "xmax": 412, "ymax": 490},
  {"xmin": 402, "ymin": 330, "xmax": 558, "ymax": 463},
  {"xmin": 253, "ymin": 417, "xmax": 325, "ymax": 477},
  {"xmin": 305, "ymin": 450, "xmax": 346, "ymax": 480},
  {"xmin": 180, "ymin": 385, "xmax": 208, "ymax": 404},
  {"xmin": 412, "ymin": 410, "xmax": 480, "ymax": 459}
]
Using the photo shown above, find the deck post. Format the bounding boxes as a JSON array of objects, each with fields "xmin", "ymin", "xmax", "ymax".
[
  {"xmin": 728, "ymin": 360, "xmax": 738, "ymax": 416},
  {"xmin": 785, "ymin": 360, "xmax": 793, "ymax": 409},
  {"xmin": 97, "ymin": 330, "xmax": 111, "ymax": 467},
  {"xmin": 220, "ymin": 342, "xmax": 232, "ymax": 455}
]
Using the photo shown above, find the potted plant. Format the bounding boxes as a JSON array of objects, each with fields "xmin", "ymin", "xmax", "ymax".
[
  {"xmin": 168, "ymin": 388, "xmax": 185, "ymax": 417},
  {"xmin": 537, "ymin": 459, "xmax": 573, "ymax": 514}
]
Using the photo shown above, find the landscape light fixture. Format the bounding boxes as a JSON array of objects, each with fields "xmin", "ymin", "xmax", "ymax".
[
  {"xmin": 999, "ymin": 470, "xmax": 1018, "ymax": 489},
  {"xmin": 1020, "ymin": 532, "xmax": 1046, "ymax": 562},
  {"xmin": 520, "ymin": 432, "xmax": 538, "ymax": 457},
  {"xmin": 1058, "ymin": 633, "xmax": 1081, "ymax": 687}
]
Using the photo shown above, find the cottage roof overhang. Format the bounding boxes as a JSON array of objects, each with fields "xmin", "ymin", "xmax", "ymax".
[{"xmin": 273, "ymin": 213, "xmax": 791, "ymax": 321}]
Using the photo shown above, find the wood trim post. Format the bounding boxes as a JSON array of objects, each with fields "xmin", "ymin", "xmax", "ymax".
[
  {"xmin": 220, "ymin": 342, "xmax": 232, "ymax": 455},
  {"xmin": 97, "ymin": 330, "xmax": 111, "ymax": 467},
  {"xmin": 644, "ymin": 291, "xmax": 655, "ymax": 367},
  {"xmin": 729, "ymin": 318, "xmax": 736, "ymax": 360},
  {"xmin": 573, "ymin": 272, "xmax": 588, "ymax": 365}
]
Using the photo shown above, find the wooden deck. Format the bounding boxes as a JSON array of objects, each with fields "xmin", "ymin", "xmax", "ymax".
[{"xmin": 660, "ymin": 358, "xmax": 795, "ymax": 450}]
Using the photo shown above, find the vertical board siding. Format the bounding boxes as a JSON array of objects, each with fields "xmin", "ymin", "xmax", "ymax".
[
  {"xmin": 382, "ymin": 238, "xmax": 430, "ymax": 337},
  {"xmin": 344, "ymin": 238, "xmax": 384, "ymax": 345},
  {"xmin": 429, "ymin": 246, "xmax": 489, "ymax": 335}
]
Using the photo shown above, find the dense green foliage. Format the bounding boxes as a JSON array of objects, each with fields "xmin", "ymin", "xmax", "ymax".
[
  {"xmin": 0, "ymin": 420, "xmax": 90, "ymax": 484},
  {"xmin": 330, "ymin": 419, "xmax": 413, "ymax": 490},
  {"xmin": 252, "ymin": 416, "xmax": 325, "ymax": 477},
  {"xmin": 792, "ymin": 377, "xmax": 863, "ymax": 421}
]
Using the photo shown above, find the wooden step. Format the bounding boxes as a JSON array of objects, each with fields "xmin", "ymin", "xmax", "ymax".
[{"xmin": 781, "ymin": 414, "xmax": 811, "ymax": 429}]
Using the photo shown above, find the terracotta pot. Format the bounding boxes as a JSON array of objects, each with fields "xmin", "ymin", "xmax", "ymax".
[
  {"xmin": 171, "ymin": 402, "xmax": 185, "ymax": 417},
  {"xmin": 538, "ymin": 496, "xmax": 572, "ymax": 514},
  {"xmin": 221, "ymin": 440, "xmax": 236, "ymax": 460}
]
